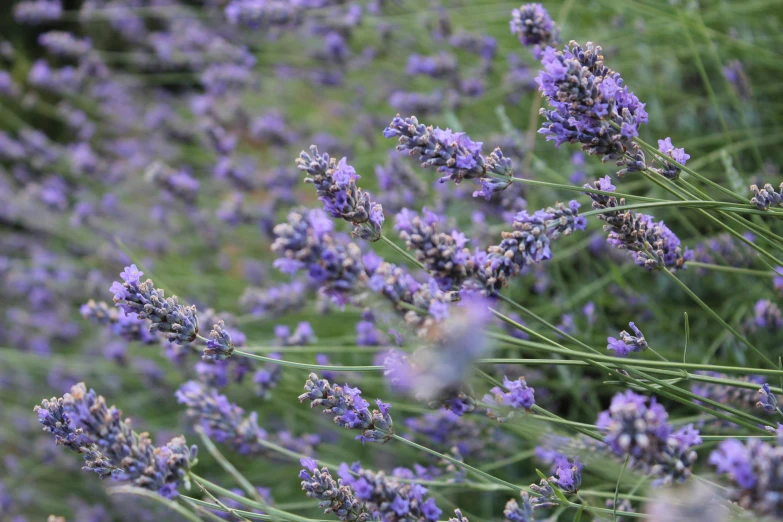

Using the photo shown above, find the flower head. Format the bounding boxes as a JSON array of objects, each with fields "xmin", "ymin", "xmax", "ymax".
[
  {"xmin": 297, "ymin": 146, "xmax": 384, "ymax": 241},
  {"xmin": 510, "ymin": 4, "xmax": 559, "ymax": 59},
  {"xmin": 36, "ymin": 383, "xmax": 196, "ymax": 497},
  {"xmin": 299, "ymin": 373, "xmax": 394, "ymax": 444},
  {"xmin": 607, "ymin": 322, "xmax": 648, "ymax": 357},
  {"xmin": 110, "ymin": 265, "xmax": 199, "ymax": 344}
]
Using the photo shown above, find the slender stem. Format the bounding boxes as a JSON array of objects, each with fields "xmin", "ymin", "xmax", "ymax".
[
  {"xmin": 688, "ymin": 261, "xmax": 777, "ymax": 277},
  {"xmin": 502, "ymin": 173, "xmax": 662, "ymax": 201},
  {"xmin": 581, "ymin": 200, "xmax": 778, "ymax": 217},
  {"xmin": 481, "ymin": 335, "xmax": 783, "ymax": 376},
  {"xmin": 182, "ymin": 496, "xmax": 275, "ymax": 522},
  {"xmin": 662, "ymin": 268, "xmax": 775, "ymax": 367},
  {"xmin": 379, "ymin": 234, "xmax": 426, "ymax": 270},
  {"xmin": 107, "ymin": 486, "xmax": 202, "ymax": 522},
  {"xmin": 195, "ymin": 426, "xmax": 264, "ymax": 503},
  {"xmin": 391, "ymin": 433, "xmax": 525, "ymax": 492},
  {"xmin": 233, "ymin": 350, "xmax": 384, "ymax": 372},
  {"xmin": 191, "ymin": 473, "xmax": 314, "ymax": 522}
]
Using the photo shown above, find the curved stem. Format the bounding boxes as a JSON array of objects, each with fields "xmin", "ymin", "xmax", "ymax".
[{"xmin": 233, "ymin": 350, "xmax": 384, "ymax": 372}]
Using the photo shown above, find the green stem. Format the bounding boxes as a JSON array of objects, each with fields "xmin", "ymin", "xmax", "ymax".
[
  {"xmin": 688, "ymin": 262, "xmax": 777, "ymax": 277},
  {"xmin": 391, "ymin": 433, "xmax": 525, "ymax": 492},
  {"xmin": 379, "ymin": 234, "xmax": 426, "ymax": 270},
  {"xmin": 233, "ymin": 350, "xmax": 384, "ymax": 372},
  {"xmin": 195, "ymin": 426, "xmax": 265, "ymax": 503},
  {"xmin": 481, "ymin": 335, "xmax": 783, "ymax": 376},
  {"xmin": 190, "ymin": 473, "xmax": 314, "ymax": 522},
  {"xmin": 661, "ymin": 268, "xmax": 775, "ymax": 368},
  {"xmin": 107, "ymin": 486, "xmax": 202, "ymax": 522},
  {"xmin": 580, "ymin": 200, "xmax": 780, "ymax": 217}
]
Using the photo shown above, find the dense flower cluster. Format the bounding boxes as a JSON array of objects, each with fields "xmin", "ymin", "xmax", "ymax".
[
  {"xmin": 337, "ymin": 461, "xmax": 444, "ymax": 521},
  {"xmin": 80, "ymin": 299, "xmax": 158, "ymax": 345},
  {"xmin": 394, "ymin": 208, "xmax": 475, "ymax": 290},
  {"xmin": 272, "ymin": 209, "xmax": 365, "ymax": 305},
  {"xmin": 110, "ymin": 265, "xmax": 200, "ymax": 344},
  {"xmin": 362, "ymin": 252, "xmax": 456, "ymax": 334},
  {"xmin": 691, "ymin": 372, "xmax": 766, "ymax": 415},
  {"xmin": 176, "ymin": 380, "xmax": 317, "ymax": 457},
  {"xmin": 483, "ymin": 376, "xmax": 536, "ymax": 422},
  {"xmin": 607, "ymin": 321, "xmax": 648, "ymax": 357},
  {"xmin": 510, "ymin": 3, "xmax": 559, "ymax": 58},
  {"xmin": 299, "ymin": 373, "xmax": 394, "ymax": 443},
  {"xmin": 476, "ymin": 200, "xmax": 586, "ymax": 293},
  {"xmin": 710, "ymin": 437, "xmax": 783, "ymax": 517},
  {"xmin": 35, "ymin": 383, "xmax": 196, "ymax": 498},
  {"xmin": 584, "ymin": 177, "xmax": 691, "ymax": 270},
  {"xmin": 383, "ymin": 115, "xmax": 513, "ymax": 195},
  {"xmin": 297, "ymin": 146, "xmax": 384, "ymax": 241},
  {"xmin": 537, "ymin": 41, "xmax": 648, "ymax": 164},
  {"xmin": 750, "ymin": 182, "xmax": 783, "ymax": 210},
  {"xmin": 300, "ymin": 459, "xmax": 371, "ymax": 522},
  {"xmin": 597, "ymin": 390, "xmax": 702, "ymax": 485}
]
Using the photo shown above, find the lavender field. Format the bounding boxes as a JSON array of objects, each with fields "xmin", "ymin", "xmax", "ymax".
[{"xmin": 2, "ymin": 0, "xmax": 783, "ymax": 520}]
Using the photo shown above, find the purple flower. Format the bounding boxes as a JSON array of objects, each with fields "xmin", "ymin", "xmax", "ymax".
[
  {"xmin": 597, "ymin": 390, "xmax": 700, "ymax": 485},
  {"xmin": 272, "ymin": 209, "xmax": 365, "ymax": 304},
  {"xmin": 607, "ymin": 321, "xmax": 648, "ymax": 357},
  {"xmin": 584, "ymin": 177, "xmax": 691, "ymax": 270},
  {"xmin": 750, "ymin": 183, "xmax": 783, "ymax": 210},
  {"xmin": 552, "ymin": 456, "xmax": 582, "ymax": 493},
  {"xmin": 709, "ymin": 439, "xmax": 757, "ymax": 490},
  {"xmin": 537, "ymin": 42, "xmax": 649, "ymax": 176},
  {"xmin": 503, "ymin": 492, "xmax": 535, "ymax": 522},
  {"xmin": 756, "ymin": 383, "xmax": 779, "ymax": 413},
  {"xmin": 297, "ymin": 146, "xmax": 384, "ymax": 241},
  {"xmin": 299, "ymin": 374, "xmax": 394, "ymax": 444},
  {"xmin": 14, "ymin": 0, "xmax": 62, "ymax": 24},
  {"xmin": 421, "ymin": 497, "xmax": 442, "ymax": 521},
  {"xmin": 299, "ymin": 461, "xmax": 369, "ymax": 521},
  {"xmin": 656, "ymin": 137, "xmax": 690, "ymax": 179},
  {"xmin": 484, "ymin": 376, "xmax": 535, "ymax": 422},
  {"xmin": 110, "ymin": 265, "xmax": 199, "ymax": 344},
  {"xmin": 510, "ymin": 3, "xmax": 559, "ymax": 59},
  {"xmin": 177, "ymin": 381, "xmax": 316, "ymax": 457},
  {"xmin": 384, "ymin": 115, "xmax": 513, "ymax": 191},
  {"xmin": 36, "ymin": 383, "xmax": 196, "ymax": 497}
]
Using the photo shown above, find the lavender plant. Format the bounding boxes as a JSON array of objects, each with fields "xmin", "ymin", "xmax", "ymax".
[{"xmin": 8, "ymin": 0, "xmax": 783, "ymax": 520}]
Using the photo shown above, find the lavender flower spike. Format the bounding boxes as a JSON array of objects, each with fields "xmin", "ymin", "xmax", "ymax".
[
  {"xmin": 584, "ymin": 177, "xmax": 690, "ymax": 270},
  {"xmin": 750, "ymin": 182, "xmax": 783, "ymax": 210},
  {"xmin": 708, "ymin": 437, "xmax": 783, "ymax": 517},
  {"xmin": 296, "ymin": 146, "xmax": 384, "ymax": 241},
  {"xmin": 339, "ymin": 461, "xmax": 444, "ymax": 521},
  {"xmin": 299, "ymin": 459, "xmax": 371, "ymax": 521},
  {"xmin": 299, "ymin": 373, "xmax": 394, "ymax": 443},
  {"xmin": 607, "ymin": 322, "xmax": 648, "ymax": 357},
  {"xmin": 510, "ymin": 3, "xmax": 560, "ymax": 59},
  {"xmin": 202, "ymin": 320, "xmax": 235, "ymax": 361},
  {"xmin": 383, "ymin": 114, "xmax": 513, "ymax": 193},
  {"xmin": 537, "ymin": 41, "xmax": 649, "ymax": 174},
  {"xmin": 36, "ymin": 383, "xmax": 196, "ymax": 498},
  {"xmin": 756, "ymin": 383, "xmax": 780, "ymax": 414},
  {"xmin": 657, "ymin": 137, "xmax": 690, "ymax": 180},
  {"xmin": 504, "ymin": 491, "xmax": 536, "ymax": 521},
  {"xmin": 110, "ymin": 264, "xmax": 199, "ymax": 344}
]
